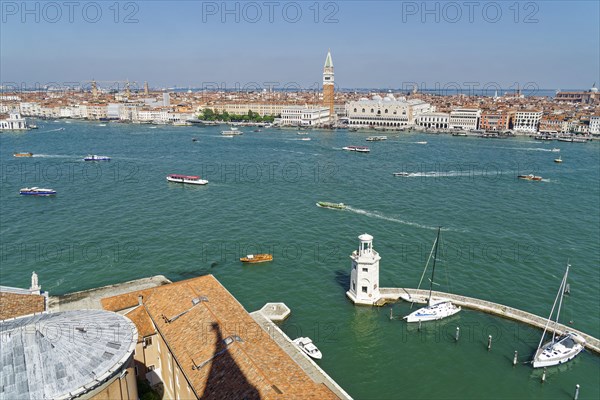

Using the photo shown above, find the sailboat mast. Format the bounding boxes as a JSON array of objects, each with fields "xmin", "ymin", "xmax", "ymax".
[
  {"xmin": 552, "ymin": 264, "xmax": 570, "ymax": 342},
  {"xmin": 536, "ymin": 264, "xmax": 569, "ymax": 350},
  {"xmin": 428, "ymin": 227, "xmax": 441, "ymax": 305}
]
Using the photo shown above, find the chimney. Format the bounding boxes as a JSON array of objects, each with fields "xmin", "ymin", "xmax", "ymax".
[{"xmin": 138, "ymin": 295, "xmax": 143, "ymax": 305}]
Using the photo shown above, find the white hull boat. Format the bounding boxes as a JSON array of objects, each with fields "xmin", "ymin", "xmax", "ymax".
[
  {"xmin": 166, "ymin": 174, "xmax": 208, "ymax": 185},
  {"xmin": 404, "ymin": 300, "xmax": 461, "ymax": 322},
  {"xmin": 532, "ymin": 263, "xmax": 585, "ymax": 368},
  {"xmin": 293, "ymin": 337, "xmax": 322, "ymax": 360},
  {"xmin": 221, "ymin": 127, "xmax": 243, "ymax": 136},
  {"xmin": 533, "ymin": 332, "xmax": 585, "ymax": 368},
  {"xmin": 404, "ymin": 227, "xmax": 461, "ymax": 323}
]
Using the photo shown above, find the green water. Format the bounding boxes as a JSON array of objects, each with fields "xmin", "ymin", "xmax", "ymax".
[{"xmin": 1, "ymin": 121, "xmax": 599, "ymax": 399}]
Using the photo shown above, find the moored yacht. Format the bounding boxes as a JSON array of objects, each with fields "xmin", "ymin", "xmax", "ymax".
[{"xmin": 532, "ymin": 264, "xmax": 585, "ymax": 368}]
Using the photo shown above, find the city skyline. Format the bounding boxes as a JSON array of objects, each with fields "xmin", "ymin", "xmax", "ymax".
[{"xmin": 1, "ymin": 1, "xmax": 599, "ymax": 89}]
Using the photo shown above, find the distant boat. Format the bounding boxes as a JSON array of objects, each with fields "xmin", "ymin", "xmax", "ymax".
[
  {"xmin": 366, "ymin": 136, "xmax": 387, "ymax": 141},
  {"xmin": 297, "ymin": 131, "xmax": 309, "ymax": 135},
  {"xmin": 192, "ymin": 138, "xmax": 198, "ymax": 142},
  {"xmin": 221, "ymin": 127, "xmax": 243, "ymax": 136},
  {"xmin": 166, "ymin": 174, "xmax": 208, "ymax": 185},
  {"xmin": 293, "ymin": 337, "xmax": 322, "ymax": 360},
  {"xmin": 20, "ymin": 187, "xmax": 56, "ymax": 196},
  {"xmin": 240, "ymin": 254, "xmax": 273, "ymax": 263},
  {"xmin": 532, "ymin": 263, "xmax": 585, "ymax": 368},
  {"xmin": 551, "ymin": 148, "xmax": 560, "ymax": 152},
  {"xmin": 316, "ymin": 201, "xmax": 346, "ymax": 210},
  {"xmin": 393, "ymin": 172, "xmax": 411, "ymax": 177},
  {"xmin": 300, "ymin": 137, "xmax": 311, "ymax": 141},
  {"xmin": 404, "ymin": 228, "xmax": 461, "ymax": 323},
  {"xmin": 415, "ymin": 141, "xmax": 428, "ymax": 144},
  {"xmin": 84, "ymin": 155, "xmax": 111, "ymax": 161},
  {"xmin": 14, "ymin": 152, "xmax": 33, "ymax": 157},
  {"xmin": 342, "ymin": 145, "xmax": 370, "ymax": 153},
  {"xmin": 554, "ymin": 156, "xmax": 563, "ymax": 163},
  {"xmin": 518, "ymin": 174, "xmax": 543, "ymax": 181}
]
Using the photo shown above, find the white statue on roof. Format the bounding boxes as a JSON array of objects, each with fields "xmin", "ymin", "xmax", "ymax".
[{"xmin": 30, "ymin": 271, "xmax": 41, "ymax": 293}]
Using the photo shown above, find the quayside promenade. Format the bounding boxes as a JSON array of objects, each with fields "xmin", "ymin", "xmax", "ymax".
[{"xmin": 377, "ymin": 288, "xmax": 600, "ymax": 354}]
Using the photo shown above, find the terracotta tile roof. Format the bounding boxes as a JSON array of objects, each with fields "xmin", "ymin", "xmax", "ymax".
[
  {"xmin": 125, "ymin": 305, "xmax": 156, "ymax": 340},
  {"xmin": 0, "ymin": 292, "xmax": 45, "ymax": 320},
  {"xmin": 102, "ymin": 275, "xmax": 337, "ymax": 399}
]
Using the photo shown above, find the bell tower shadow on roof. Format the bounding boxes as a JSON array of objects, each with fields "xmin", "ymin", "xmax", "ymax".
[{"xmin": 202, "ymin": 322, "xmax": 261, "ymax": 399}]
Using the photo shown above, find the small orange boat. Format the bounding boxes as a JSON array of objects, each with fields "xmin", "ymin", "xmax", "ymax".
[
  {"xmin": 240, "ymin": 254, "xmax": 273, "ymax": 263},
  {"xmin": 14, "ymin": 152, "xmax": 33, "ymax": 157}
]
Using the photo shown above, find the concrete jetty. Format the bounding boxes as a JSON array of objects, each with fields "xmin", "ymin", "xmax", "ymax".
[{"xmin": 377, "ymin": 287, "xmax": 600, "ymax": 355}]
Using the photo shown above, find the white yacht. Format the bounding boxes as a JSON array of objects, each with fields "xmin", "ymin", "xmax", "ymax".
[
  {"xmin": 404, "ymin": 228, "xmax": 461, "ymax": 323},
  {"xmin": 532, "ymin": 264, "xmax": 585, "ymax": 368}
]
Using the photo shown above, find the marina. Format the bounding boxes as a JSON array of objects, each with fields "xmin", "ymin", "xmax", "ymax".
[{"xmin": 1, "ymin": 120, "xmax": 598, "ymax": 399}]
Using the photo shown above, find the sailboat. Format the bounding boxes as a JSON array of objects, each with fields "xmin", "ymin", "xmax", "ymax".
[
  {"xmin": 532, "ymin": 263, "xmax": 585, "ymax": 368},
  {"xmin": 403, "ymin": 228, "xmax": 461, "ymax": 323}
]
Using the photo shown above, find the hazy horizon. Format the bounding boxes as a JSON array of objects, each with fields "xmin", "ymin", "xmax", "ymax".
[{"xmin": 2, "ymin": 1, "xmax": 598, "ymax": 89}]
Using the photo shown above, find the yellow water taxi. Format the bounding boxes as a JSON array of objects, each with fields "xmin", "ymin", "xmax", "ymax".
[{"xmin": 240, "ymin": 254, "xmax": 273, "ymax": 263}]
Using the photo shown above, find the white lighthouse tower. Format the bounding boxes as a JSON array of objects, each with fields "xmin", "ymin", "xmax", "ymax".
[{"xmin": 346, "ymin": 233, "xmax": 381, "ymax": 305}]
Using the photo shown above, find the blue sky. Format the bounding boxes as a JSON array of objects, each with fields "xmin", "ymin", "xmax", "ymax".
[{"xmin": 1, "ymin": 1, "xmax": 598, "ymax": 89}]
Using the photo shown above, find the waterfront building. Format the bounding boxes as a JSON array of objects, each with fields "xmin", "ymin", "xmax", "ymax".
[
  {"xmin": 554, "ymin": 83, "xmax": 599, "ymax": 104},
  {"xmin": 539, "ymin": 115, "xmax": 568, "ymax": 134},
  {"xmin": 101, "ymin": 274, "xmax": 341, "ymax": 399},
  {"xmin": 209, "ymin": 102, "xmax": 292, "ymax": 117},
  {"xmin": 0, "ymin": 310, "xmax": 138, "ymax": 400},
  {"xmin": 280, "ymin": 106, "xmax": 331, "ymax": 126},
  {"xmin": 19, "ymin": 102, "xmax": 41, "ymax": 116},
  {"xmin": 448, "ymin": 108, "xmax": 481, "ymax": 131},
  {"xmin": 323, "ymin": 50, "xmax": 335, "ymax": 118},
  {"xmin": 479, "ymin": 110, "xmax": 512, "ymax": 131},
  {"xmin": 513, "ymin": 110, "xmax": 542, "ymax": 133},
  {"xmin": 346, "ymin": 234, "xmax": 381, "ymax": 305},
  {"xmin": 107, "ymin": 103, "xmax": 122, "ymax": 119},
  {"xmin": 590, "ymin": 116, "xmax": 600, "ymax": 135},
  {"xmin": 346, "ymin": 94, "xmax": 433, "ymax": 128},
  {"xmin": 0, "ymin": 111, "xmax": 29, "ymax": 130},
  {"xmin": 416, "ymin": 112, "xmax": 449, "ymax": 129}
]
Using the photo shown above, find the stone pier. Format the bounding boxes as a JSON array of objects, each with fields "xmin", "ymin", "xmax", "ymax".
[{"xmin": 377, "ymin": 287, "xmax": 600, "ymax": 355}]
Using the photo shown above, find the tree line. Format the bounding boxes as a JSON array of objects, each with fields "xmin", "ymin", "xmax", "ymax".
[{"xmin": 198, "ymin": 109, "xmax": 277, "ymax": 123}]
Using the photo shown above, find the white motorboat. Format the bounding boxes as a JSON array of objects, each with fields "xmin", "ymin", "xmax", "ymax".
[
  {"xmin": 342, "ymin": 145, "xmax": 370, "ymax": 153},
  {"xmin": 84, "ymin": 155, "xmax": 111, "ymax": 161},
  {"xmin": 532, "ymin": 264, "xmax": 585, "ymax": 368},
  {"xmin": 404, "ymin": 227, "xmax": 461, "ymax": 323},
  {"xmin": 166, "ymin": 174, "xmax": 208, "ymax": 185},
  {"xmin": 293, "ymin": 337, "xmax": 322, "ymax": 360},
  {"xmin": 366, "ymin": 136, "xmax": 387, "ymax": 141},
  {"xmin": 20, "ymin": 187, "xmax": 56, "ymax": 196},
  {"xmin": 221, "ymin": 127, "xmax": 243, "ymax": 136}
]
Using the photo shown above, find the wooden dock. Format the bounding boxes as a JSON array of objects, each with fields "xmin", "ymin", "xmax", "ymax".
[{"xmin": 378, "ymin": 287, "xmax": 600, "ymax": 355}]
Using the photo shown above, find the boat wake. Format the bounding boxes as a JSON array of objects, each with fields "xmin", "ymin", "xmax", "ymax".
[
  {"xmin": 345, "ymin": 206, "xmax": 467, "ymax": 232},
  {"xmin": 395, "ymin": 170, "xmax": 491, "ymax": 178},
  {"xmin": 496, "ymin": 146, "xmax": 557, "ymax": 152},
  {"xmin": 32, "ymin": 154, "xmax": 73, "ymax": 158}
]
